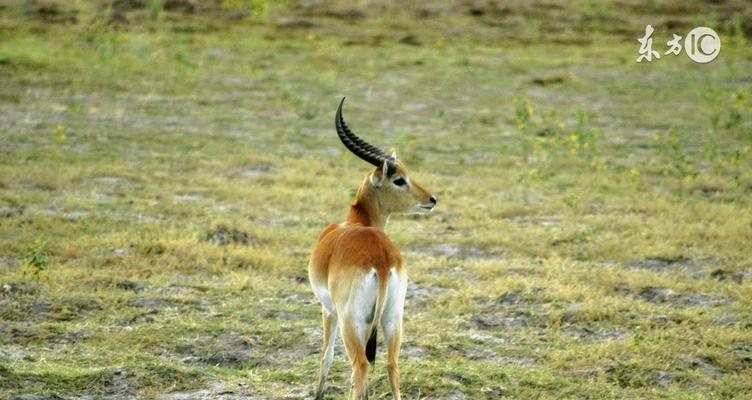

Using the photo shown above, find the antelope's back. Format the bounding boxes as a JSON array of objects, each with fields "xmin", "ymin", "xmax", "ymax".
[{"xmin": 309, "ymin": 224, "xmax": 403, "ymax": 286}]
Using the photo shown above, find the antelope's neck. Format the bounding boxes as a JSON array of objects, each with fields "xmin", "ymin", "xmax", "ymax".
[{"xmin": 346, "ymin": 184, "xmax": 388, "ymax": 230}]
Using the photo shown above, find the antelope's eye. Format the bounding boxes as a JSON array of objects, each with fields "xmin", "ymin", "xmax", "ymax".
[{"xmin": 393, "ymin": 177, "xmax": 407, "ymax": 186}]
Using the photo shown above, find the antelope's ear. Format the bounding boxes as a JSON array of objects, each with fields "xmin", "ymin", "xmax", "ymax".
[{"xmin": 370, "ymin": 158, "xmax": 395, "ymax": 188}]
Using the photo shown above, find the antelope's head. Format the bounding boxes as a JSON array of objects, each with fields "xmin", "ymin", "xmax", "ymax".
[{"xmin": 335, "ymin": 98, "xmax": 437, "ymax": 215}]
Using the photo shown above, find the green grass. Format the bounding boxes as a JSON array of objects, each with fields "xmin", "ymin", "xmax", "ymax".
[{"xmin": 1, "ymin": 1, "xmax": 751, "ymax": 399}]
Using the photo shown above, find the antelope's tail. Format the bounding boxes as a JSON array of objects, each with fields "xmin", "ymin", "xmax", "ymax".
[{"xmin": 365, "ymin": 271, "xmax": 388, "ymax": 365}]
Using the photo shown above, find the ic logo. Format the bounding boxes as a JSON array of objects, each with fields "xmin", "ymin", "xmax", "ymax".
[{"xmin": 684, "ymin": 27, "xmax": 721, "ymax": 64}]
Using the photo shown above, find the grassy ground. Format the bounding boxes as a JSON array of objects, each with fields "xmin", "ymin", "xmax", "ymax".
[{"xmin": 1, "ymin": 1, "xmax": 751, "ymax": 399}]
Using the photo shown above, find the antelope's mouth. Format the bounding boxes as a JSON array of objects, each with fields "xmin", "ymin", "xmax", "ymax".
[{"xmin": 416, "ymin": 204, "xmax": 435, "ymax": 213}]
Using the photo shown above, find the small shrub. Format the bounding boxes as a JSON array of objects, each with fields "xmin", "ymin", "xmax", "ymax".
[{"xmin": 23, "ymin": 240, "xmax": 49, "ymax": 280}]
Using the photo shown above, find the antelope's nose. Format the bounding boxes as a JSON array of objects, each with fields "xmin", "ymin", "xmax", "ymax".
[{"xmin": 429, "ymin": 195, "xmax": 437, "ymax": 205}]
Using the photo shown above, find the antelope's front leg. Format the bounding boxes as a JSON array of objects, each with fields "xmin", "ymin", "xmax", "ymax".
[{"xmin": 381, "ymin": 268, "xmax": 407, "ymax": 400}]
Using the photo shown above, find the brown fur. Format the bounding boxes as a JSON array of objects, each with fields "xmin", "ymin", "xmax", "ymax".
[{"xmin": 310, "ymin": 225, "xmax": 403, "ymax": 285}]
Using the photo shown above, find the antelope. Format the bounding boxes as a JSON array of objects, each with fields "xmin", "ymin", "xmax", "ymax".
[{"xmin": 308, "ymin": 98, "xmax": 437, "ymax": 400}]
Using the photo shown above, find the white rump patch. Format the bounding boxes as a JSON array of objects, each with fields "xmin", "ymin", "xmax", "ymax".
[{"xmin": 343, "ymin": 268, "xmax": 380, "ymax": 343}]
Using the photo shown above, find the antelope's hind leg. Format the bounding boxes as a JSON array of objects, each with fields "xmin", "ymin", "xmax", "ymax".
[
  {"xmin": 338, "ymin": 269, "xmax": 380, "ymax": 400},
  {"xmin": 315, "ymin": 308, "xmax": 338, "ymax": 400},
  {"xmin": 381, "ymin": 268, "xmax": 407, "ymax": 400}
]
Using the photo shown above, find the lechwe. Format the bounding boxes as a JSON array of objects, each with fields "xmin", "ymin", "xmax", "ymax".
[{"xmin": 308, "ymin": 98, "xmax": 437, "ymax": 400}]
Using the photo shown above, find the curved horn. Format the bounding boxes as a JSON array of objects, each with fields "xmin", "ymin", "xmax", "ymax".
[{"xmin": 335, "ymin": 97, "xmax": 392, "ymax": 167}]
